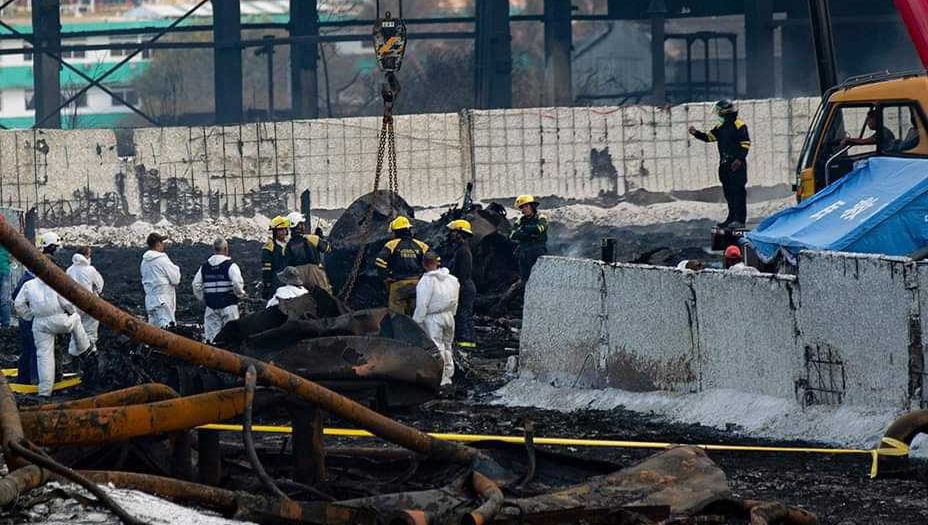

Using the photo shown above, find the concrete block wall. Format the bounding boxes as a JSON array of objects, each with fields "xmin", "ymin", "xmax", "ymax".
[
  {"xmin": 600, "ymin": 264, "xmax": 699, "ymax": 392},
  {"xmin": 799, "ymin": 252, "xmax": 918, "ymax": 408},
  {"xmin": 521, "ymin": 251, "xmax": 928, "ymax": 409},
  {"xmin": 694, "ymin": 270, "xmax": 801, "ymax": 400},
  {"xmin": 520, "ymin": 257, "xmax": 605, "ymax": 386},
  {"xmin": 0, "ymin": 97, "xmax": 816, "ymax": 226}
]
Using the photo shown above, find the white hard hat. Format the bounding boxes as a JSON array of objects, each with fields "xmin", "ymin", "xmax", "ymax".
[
  {"xmin": 286, "ymin": 212, "xmax": 306, "ymax": 227},
  {"xmin": 38, "ymin": 231, "xmax": 61, "ymax": 249}
]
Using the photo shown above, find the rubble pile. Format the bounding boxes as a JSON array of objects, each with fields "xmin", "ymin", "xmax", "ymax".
[{"xmin": 0, "ymin": 202, "xmax": 837, "ymax": 525}]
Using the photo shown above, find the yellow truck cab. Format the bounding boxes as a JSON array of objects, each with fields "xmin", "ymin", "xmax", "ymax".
[{"xmin": 795, "ymin": 72, "xmax": 928, "ymax": 201}]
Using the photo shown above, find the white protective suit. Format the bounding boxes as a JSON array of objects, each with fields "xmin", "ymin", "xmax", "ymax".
[
  {"xmin": 66, "ymin": 253, "xmax": 104, "ymax": 353},
  {"xmin": 14, "ymin": 278, "xmax": 90, "ymax": 396},
  {"xmin": 192, "ymin": 254, "xmax": 246, "ymax": 342},
  {"xmin": 412, "ymin": 268, "xmax": 460, "ymax": 386},
  {"xmin": 728, "ymin": 262, "xmax": 760, "ymax": 275},
  {"xmin": 140, "ymin": 250, "xmax": 181, "ymax": 327},
  {"xmin": 266, "ymin": 285, "xmax": 308, "ymax": 308}
]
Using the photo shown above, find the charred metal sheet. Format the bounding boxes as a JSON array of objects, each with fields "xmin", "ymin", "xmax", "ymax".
[
  {"xmin": 214, "ymin": 305, "xmax": 288, "ymax": 347},
  {"xmin": 245, "ymin": 309, "xmax": 391, "ymax": 352},
  {"xmin": 261, "ymin": 336, "xmax": 442, "ymax": 400},
  {"xmin": 216, "ymin": 288, "xmax": 348, "ymax": 347},
  {"xmin": 505, "ymin": 446, "xmax": 730, "ymax": 518}
]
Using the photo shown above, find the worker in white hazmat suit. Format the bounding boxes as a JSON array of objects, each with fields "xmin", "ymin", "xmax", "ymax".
[
  {"xmin": 412, "ymin": 252, "xmax": 459, "ymax": 387},
  {"xmin": 14, "ymin": 277, "xmax": 92, "ymax": 397},
  {"xmin": 192, "ymin": 238, "xmax": 246, "ymax": 342},
  {"xmin": 266, "ymin": 266, "xmax": 309, "ymax": 308},
  {"xmin": 140, "ymin": 232, "xmax": 181, "ymax": 327},
  {"xmin": 66, "ymin": 245, "xmax": 104, "ymax": 354}
]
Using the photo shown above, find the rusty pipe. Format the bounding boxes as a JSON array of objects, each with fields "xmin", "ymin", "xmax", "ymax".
[
  {"xmin": 0, "ymin": 465, "xmax": 46, "ymax": 507},
  {"xmin": 80, "ymin": 471, "xmax": 239, "ymax": 513},
  {"xmin": 0, "ymin": 373, "xmax": 30, "ymax": 470},
  {"xmin": 462, "ymin": 472, "xmax": 504, "ymax": 525},
  {"xmin": 388, "ymin": 510, "xmax": 430, "ymax": 525},
  {"xmin": 875, "ymin": 409, "xmax": 928, "ymax": 477},
  {"xmin": 882, "ymin": 409, "xmax": 928, "ymax": 449},
  {"xmin": 79, "ymin": 471, "xmax": 377, "ymax": 524},
  {"xmin": 742, "ymin": 500, "xmax": 819, "ymax": 525},
  {"xmin": 0, "ymin": 216, "xmax": 473, "ymax": 465},
  {"xmin": 21, "ymin": 383, "xmax": 180, "ymax": 412},
  {"xmin": 20, "ymin": 388, "xmax": 247, "ymax": 446}
]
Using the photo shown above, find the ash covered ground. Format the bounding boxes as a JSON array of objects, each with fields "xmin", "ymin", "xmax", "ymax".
[{"xmin": 2, "ymin": 206, "xmax": 928, "ymax": 524}]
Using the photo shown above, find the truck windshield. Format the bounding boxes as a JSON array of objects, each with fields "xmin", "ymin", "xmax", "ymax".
[{"xmin": 796, "ymin": 100, "xmax": 827, "ymax": 173}]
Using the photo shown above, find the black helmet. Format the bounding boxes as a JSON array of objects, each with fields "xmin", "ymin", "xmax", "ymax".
[{"xmin": 714, "ymin": 99, "xmax": 737, "ymax": 116}]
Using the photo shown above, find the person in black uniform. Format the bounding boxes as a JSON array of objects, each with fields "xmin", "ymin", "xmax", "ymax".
[
  {"xmin": 445, "ymin": 219, "xmax": 476, "ymax": 348},
  {"xmin": 689, "ymin": 99, "xmax": 752, "ymax": 229},
  {"xmin": 284, "ymin": 211, "xmax": 332, "ymax": 292},
  {"xmin": 261, "ymin": 215, "xmax": 290, "ymax": 300},
  {"xmin": 510, "ymin": 195, "xmax": 549, "ymax": 281},
  {"xmin": 375, "ymin": 216, "xmax": 429, "ymax": 315}
]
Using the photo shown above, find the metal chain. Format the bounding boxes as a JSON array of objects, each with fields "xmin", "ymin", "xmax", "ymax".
[
  {"xmin": 339, "ymin": 116, "xmax": 391, "ymax": 301},
  {"xmin": 387, "ymin": 118, "xmax": 399, "ymax": 205}
]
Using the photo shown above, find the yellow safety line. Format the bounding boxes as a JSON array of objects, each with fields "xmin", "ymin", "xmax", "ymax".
[
  {"xmin": 2, "ymin": 368, "xmax": 18, "ymax": 377},
  {"xmin": 8, "ymin": 376, "xmax": 82, "ymax": 394},
  {"xmin": 197, "ymin": 423, "xmax": 909, "ymax": 478}
]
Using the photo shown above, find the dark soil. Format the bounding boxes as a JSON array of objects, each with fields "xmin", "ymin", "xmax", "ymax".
[{"xmin": 2, "ymin": 220, "xmax": 926, "ymax": 524}]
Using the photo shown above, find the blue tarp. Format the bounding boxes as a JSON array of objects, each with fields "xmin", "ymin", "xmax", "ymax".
[{"xmin": 746, "ymin": 157, "xmax": 928, "ymax": 262}]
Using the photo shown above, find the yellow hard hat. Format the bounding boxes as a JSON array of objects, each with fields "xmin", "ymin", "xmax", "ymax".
[
  {"xmin": 447, "ymin": 219, "xmax": 473, "ymax": 236},
  {"xmin": 389, "ymin": 216, "xmax": 412, "ymax": 231},
  {"xmin": 514, "ymin": 194, "xmax": 537, "ymax": 208},
  {"xmin": 269, "ymin": 215, "xmax": 291, "ymax": 230}
]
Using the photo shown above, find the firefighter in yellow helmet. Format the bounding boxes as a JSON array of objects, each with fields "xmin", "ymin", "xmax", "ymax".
[
  {"xmin": 375, "ymin": 216, "xmax": 429, "ymax": 315},
  {"xmin": 261, "ymin": 215, "xmax": 290, "ymax": 300},
  {"xmin": 510, "ymin": 195, "xmax": 548, "ymax": 281},
  {"xmin": 445, "ymin": 219, "xmax": 476, "ymax": 348},
  {"xmin": 284, "ymin": 211, "xmax": 332, "ymax": 292}
]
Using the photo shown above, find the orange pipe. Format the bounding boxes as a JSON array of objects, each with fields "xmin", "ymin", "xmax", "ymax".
[
  {"xmin": 462, "ymin": 472, "xmax": 503, "ymax": 525},
  {"xmin": 79, "ymin": 471, "xmax": 238, "ymax": 513},
  {"xmin": 0, "ymin": 373, "xmax": 29, "ymax": 469},
  {"xmin": 21, "ymin": 383, "xmax": 180, "ymax": 412},
  {"xmin": 20, "ymin": 388, "xmax": 246, "ymax": 446},
  {"xmin": 0, "ymin": 465, "xmax": 46, "ymax": 507},
  {"xmin": 0, "ymin": 216, "xmax": 473, "ymax": 465}
]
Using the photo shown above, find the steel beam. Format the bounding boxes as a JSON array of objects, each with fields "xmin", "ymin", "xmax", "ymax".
[
  {"xmin": 290, "ymin": 0, "xmax": 319, "ymax": 119},
  {"xmin": 808, "ymin": 0, "xmax": 838, "ymax": 92},
  {"xmin": 474, "ymin": 0, "xmax": 512, "ymax": 109},
  {"xmin": 290, "ymin": 404, "xmax": 326, "ymax": 484},
  {"xmin": 543, "ymin": 0, "xmax": 573, "ymax": 106},
  {"xmin": 31, "ymin": 0, "xmax": 207, "ymax": 128},
  {"xmin": 745, "ymin": 0, "xmax": 775, "ymax": 98},
  {"xmin": 197, "ymin": 429, "xmax": 222, "ymax": 486},
  {"xmin": 31, "ymin": 0, "xmax": 62, "ymax": 129},
  {"xmin": 648, "ymin": 0, "xmax": 667, "ymax": 103},
  {"xmin": 212, "ymin": 0, "xmax": 243, "ymax": 124}
]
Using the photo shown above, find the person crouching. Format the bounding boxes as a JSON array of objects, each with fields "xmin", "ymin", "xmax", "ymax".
[{"xmin": 412, "ymin": 252, "xmax": 460, "ymax": 388}]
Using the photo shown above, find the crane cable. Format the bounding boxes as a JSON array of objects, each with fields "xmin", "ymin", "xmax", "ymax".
[{"xmin": 338, "ymin": 11, "xmax": 407, "ymax": 301}]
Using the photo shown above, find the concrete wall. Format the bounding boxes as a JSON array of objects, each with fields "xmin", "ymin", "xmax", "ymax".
[
  {"xmin": 601, "ymin": 264, "xmax": 698, "ymax": 392},
  {"xmin": 520, "ymin": 257, "xmax": 605, "ymax": 386},
  {"xmin": 521, "ymin": 251, "xmax": 928, "ymax": 409},
  {"xmin": 798, "ymin": 252, "xmax": 918, "ymax": 408},
  {"xmin": 695, "ymin": 270, "xmax": 801, "ymax": 400},
  {"xmin": 0, "ymin": 97, "xmax": 816, "ymax": 227}
]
